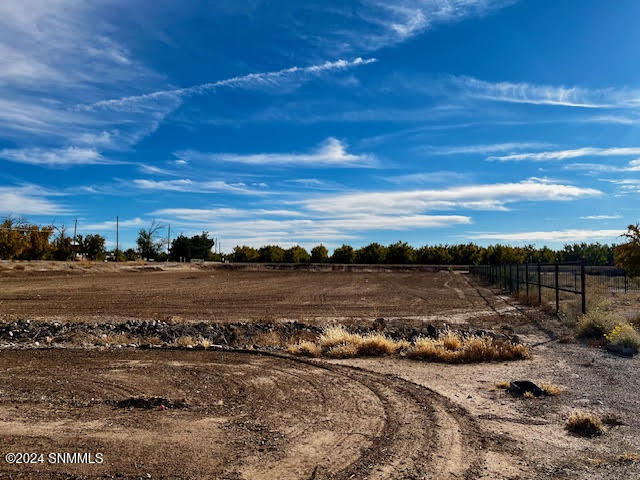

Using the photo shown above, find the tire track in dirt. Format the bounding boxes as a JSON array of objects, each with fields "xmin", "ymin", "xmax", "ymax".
[{"xmin": 0, "ymin": 349, "xmax": 487, "ymax": 480}]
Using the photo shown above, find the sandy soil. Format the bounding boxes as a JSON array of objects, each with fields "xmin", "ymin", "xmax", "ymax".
[
  {"xmin": 0, "ymin": 349, "xmax": 486, "ymax": 480},
  {"xmin": 0, "ymin": 267, "xmax": 638, "ymax": 479},
  {"xmin": 0, "ymin": 269, "xmax": 490, "ymax": 325}
]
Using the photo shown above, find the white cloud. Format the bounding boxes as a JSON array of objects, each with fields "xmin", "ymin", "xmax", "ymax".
[
  {"xmin": 385, "ymin": 171, "xmax": 470, "ymax": 184},
  {"xmin": 564, "ymin": 159, "xmax": 640, "ymax": 173},
  {"xmin": 300, "ymin": 179, "xmax": 601, "ymax": 215},
  {"xmin": 330, "ymin": 1, "xmax": 516, "ymax": 52},
  {"xmin": 150, "ymin": 210, "xmax": 471, "ymax": 248},
  {"xmin": 432, "ymin": 142, "xmax": 551, "ymax": 155},
  {"xmin": 80, "ymin": 217, "xmax": 145, "ymax": 231},
  {"xmin": 175, "ymin": 138, "xmax": 374, "ymax": 167},
  {"xmin": 470, "ymin": 229, "xmax": 624, "ymax": 242},
  {"xmin": 450, "ymin": 76, "xmax": 640, "ymax": 108},
  {"xmin": 0, "ymin": 185, "xmax": 67, "ymax": 215},
  {"xmin": 579, "ymin": 215, "xmax": 622, "ymax": 220},
  {"xmin": 83, "ymin": 58, "xmax": 377, "ymax": 111},
  {"xmin": 132, "ymin": 179, "xmax": 262, "ymax": 195},
  {"xmin": 489, "ymin": 147, "xmax": 640, "ymax": 162},
  {"xmin": 0, "ymin": 147, "xmax": 109, "ymax": 167}
]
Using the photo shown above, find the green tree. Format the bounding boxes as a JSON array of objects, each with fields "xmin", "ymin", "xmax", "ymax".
[
  {"xmin": 386, "ymin": 241, "xmax": 415, "ymax": 264},
  {"xmin": 331, "ymin": 244, "xmax": 355, "ymax": 264},
  {"xmin": 310, "ymin": 244, "xmax": 328, "ymax": 263},
  {"xmin": 285, "ymin": 245, "xmax": 311, "ymax": 263},
  {"xmin": 136, "ymin": 221, "xmax": 164, "ymax": 260},
  {"xmin": 615, "ymin": 224, "xmax": 640, "ymax": 276},
  {"xmin": 355, "ymin": 242, "xmax": 387, "ymax": 264},
  {"xmin": 78, "ymin": 234, "xmax": 106, "ymax": 260},
  {"xmin": 258, "ymin": 245, "xmax": 286, "ymax": 262},
  {"xmin": 123, "ymin": 248, "xmax": 138, "ymax": 261},
  {"xmin": 169, "ymin": 232, "xmax": 215, "ymax": 261},
  {"xmin": 50, "ymin": 227, "xmax": 74, "ymax": 261},
  {"xmin": 230, "ymin": 245, "xmax": 259, "ymax": 262}
]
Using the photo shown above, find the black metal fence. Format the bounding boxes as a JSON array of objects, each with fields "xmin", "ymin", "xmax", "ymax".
[
  {"xmin": 470, "ymin": 263, "xmax": 638, "ymax": 315},
  {"xmin": 470, "ymin": 262, "xmax": 588, "ymax": 314}
]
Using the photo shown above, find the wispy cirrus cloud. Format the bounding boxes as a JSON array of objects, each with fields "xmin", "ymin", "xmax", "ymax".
[
  {"xmin": 0, "ymin": 147, "xmax": 111, "ymax": 167},
  {"xmin": 0, "ymin": 185, "xmax": 67, "ymax": 215},
  {"xmin": 431, "ymin": 142, "xmax": 551, "ymax": 155},
  {"xmin": 175, "ymin": 138, "xmax": 375, "ymax": 168},
  {"xmin": 449, "ymin": 76, "xmax": 640, "ymax": 108},
  {"xmin": 300, "ymin": 178, "xmax": 601, "ymax": 215},
  {"xmin": 564, "ymin": 159, "xmax": 640, "ymax": 173},
  {"xmin": 489, "ymin": 147, "xmax": 640, "ymax": 162},
  {"xmin": 579, "ymin": 215, "xmax": 622, "ymax": 220},
  {"xmin": 132, "ymin": 179, "xmax": 265, "ymax": 195},
  {"xmin": 470, "ymin": 229, "xmax": 624, "ymax": 242},
  {"xmin": 80, "ymin": 217, "xmax": 145, "ymax": 231},
  {"xmin": 323, "ymin": 0, "xmax": 516, "ymax": 52},
  {"xmin": 82, "ymin": 58, "xmax": 377, "ymax": 111}
]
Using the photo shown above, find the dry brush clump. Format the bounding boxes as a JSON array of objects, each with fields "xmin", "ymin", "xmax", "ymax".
[
  {"xmin": 408, "ymin": 332, "xmax": 529, "ymax": 363},
  {"xmin": 287, "ymin": 326, "xmax": 528, "ymax": 363},
  {"xmin": 566, "ymin": 411, "xmax": 604, "ymax": 437},
  {"xmin": 576, "ymin": 299, "xmax": 640, "ymax": 355}
]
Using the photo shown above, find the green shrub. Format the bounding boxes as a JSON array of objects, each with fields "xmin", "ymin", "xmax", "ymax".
[
  {"xmin": 576, "ymin": 302, "xmax": 617, "ymax": 339},
  {"xmin": 605, "ymin": 323, "xmax": 640, "ymax": 354}
]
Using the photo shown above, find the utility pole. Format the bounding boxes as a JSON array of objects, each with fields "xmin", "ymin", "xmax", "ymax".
[
  {"xmin": 116, "ymin": 216, "xmax": 119, "ymax": 262},
  {"xmin": 72, "ymin": 218, "xmax": 77, "ymax": 260},
  {"xmin": 167, "ymin": 224, "xmax": 171, "ymax": 261}
]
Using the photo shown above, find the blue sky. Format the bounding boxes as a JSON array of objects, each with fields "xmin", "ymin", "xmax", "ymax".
[{"xmin": 1, "ymin": 1, "xmax": 638, "ymax": 252}]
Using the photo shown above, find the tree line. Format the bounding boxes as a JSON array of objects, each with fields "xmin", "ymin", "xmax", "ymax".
[
  {"xmin": 229, "ymin": 241, "xmax": 621, "ymax": 266},
  {"xmin": 2, "ymin": 216, "xmax": 639, "ymax": 273}
]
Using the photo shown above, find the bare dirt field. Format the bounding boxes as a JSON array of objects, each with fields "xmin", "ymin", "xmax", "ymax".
[
  {"xmin": 1, "ymin": 264, "xmax": 639, "ymax": 479},
  {"xmin": 0, "ymin": 266, "xmax": 491, "ymax": 325}
]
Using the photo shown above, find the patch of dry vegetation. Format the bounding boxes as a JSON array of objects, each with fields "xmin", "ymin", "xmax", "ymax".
[
  {"xmin": 175, "ymin": 335, "xmax": 197, "ymax": 347},
  {"xmin": 540, "ymin": 383, "xmax": 563, "ymax": 396},
  {"xmin": 287, "ymin": 326, "xmax": 528, "ymax": 363},
  {"xmin": 566, "ymin": 411, "xmax": 604, "ymax": 437},
  {"xmin": 576, "ymin": 299, "xmax": 640, "ymax": 355},
  {"xmin": 286, "ymin": 341, "xmax": 321, "ymax": 357},
  {"xmin": 407, "ymin": 333, "xmax": 529, "ymax": 363}
]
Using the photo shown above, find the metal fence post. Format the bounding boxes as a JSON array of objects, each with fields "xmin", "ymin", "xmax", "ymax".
[
  {"xmin": 526, "ymin": 263, "xmax": 529, "ymax": 298},
  {"xmin": 509, "ymin": 264, "xmax": 513, "ymax": 292},
  {"xmin": 581, "ymin": 261, "xmax": 586, "ymax": 315},
  {"xmin": 538, "ymin": 262, "xmax": 542, "ymax": 305},
  {"xmin": 555, "ymin": 262, "xmax": 560, "ymax": 313},
  {"xmin": 625, "ymin": 270, "xmax": 628, "ymax": 293}
]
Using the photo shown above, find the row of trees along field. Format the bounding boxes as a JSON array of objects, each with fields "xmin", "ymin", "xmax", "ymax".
[
  {"xmin": 229, "ymin": 241, "xmax": 622, "ymax": 266},
  {"xmin": 2, "ymin": 216, "xmax": 639, "ymax": 273}
]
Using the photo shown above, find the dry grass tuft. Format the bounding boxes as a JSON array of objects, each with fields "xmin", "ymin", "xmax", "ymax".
[
  {"xmin": 358, "ymin": 334, "xmax": 406, "ymax": 356},
  {"xmin": 98, "ymin": 333, "xmax": 137, "ymax": 346},
  {"xmin": 199, "ymin": 338, "xmax": 213, "ymax": 349},
  {"xmin": 286, "ymin": 341, "xmax": 321, "ymax": 357},
  {"xmin": 175, "ymin": 335, "xmax": 197, "ymax": 347},
  {"xmin": 255, "ymin": 331, "xmax": 284, "ymax": 347},
  {"xmin": 287, "ymin": 327, "xmax": 528, "ymax": 363},
  {"xmin": 326, "ymin": 342, "xmax": 360, "ymax": 358},
  {"xmin": 407, "ymin": 333, "xmax": 529, "ymax": 363},
  {"xmin": 523, "ymin": 391, "xmax": 535, "ymax": 399},
  {"xmin": 617, "ymin": 452, "xmax": 640, "ymax": 464},
  {"xmin": 496, "ymin": 381, "xmax": 511, "ymax": 389},
  {"xmin": 541, "ymin": 383, "xmax": 563, "ymax": 396},
  {"xmin": 318, "ymin": 326, "xmax": 363, "ymax": 350},
  {"xmin": 566, "ymin": 411, "xmax": 604, "ymax": 437}
]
